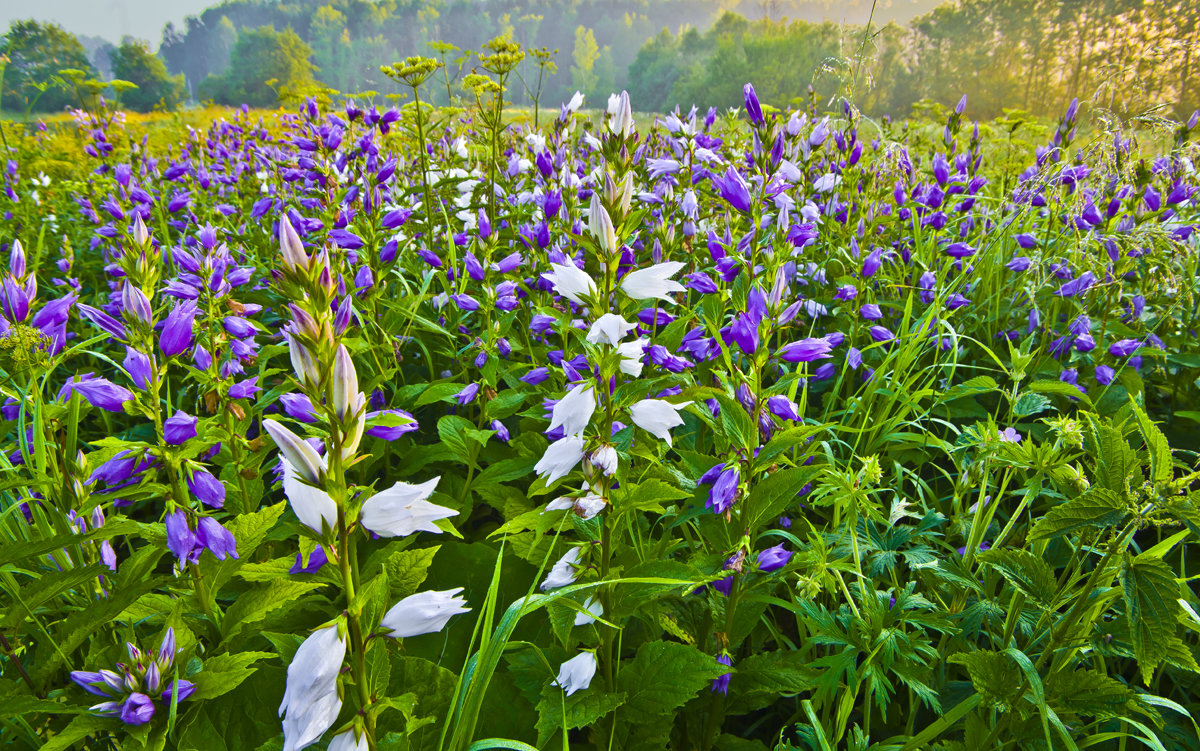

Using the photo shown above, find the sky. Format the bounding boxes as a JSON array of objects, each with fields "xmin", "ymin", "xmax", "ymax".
[{"xmin": 0, "ymin": 0, "xmax": 213, "ymax": 46}]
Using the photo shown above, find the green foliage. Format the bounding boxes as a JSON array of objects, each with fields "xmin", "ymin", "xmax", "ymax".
[
  {"xmin": 109, "ymin": 40, "xmax": 185, "ymax": 113},
  {"xmin": 198, "ymin": 26, "xmax": 314, "ymax": 108},
  {"xmin": 0, "ymin": 20, "xmax": 95, "ymax": 112}
]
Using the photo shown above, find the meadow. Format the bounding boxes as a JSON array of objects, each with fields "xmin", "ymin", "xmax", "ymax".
[{"xmin": 1, "ymin": 51, "xmax": 1200, "ymax": 751}]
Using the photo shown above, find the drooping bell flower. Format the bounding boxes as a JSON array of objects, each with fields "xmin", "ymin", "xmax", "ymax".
[
  {"xmin": 358, "ymin": 477, "xmax": 456, "ymax": 537},
  {"xmin": 540, "ymin": 546, "xmax": 582, "ymax": 590},
  {"xmin": 164, "ymin": 410, "xmax": 198, "ymax": 445},
  {"xmin": 159, "ymin": 300, "xmax": 198, "ymax": 356},
  {"xmin": 280, "ymin": 626, "xmax": 345, "ymax": 751},
  {"xmin": 620, "ymin": 262, "xmax": 685, "ymax": 303},
  {"xmin": 629, "ymin": 399, "xmax": 691, "ymax": 447},
  {"xmin": 553, "ymin": 652, "xmax": 597, "ymax": 696},
  {"xmin": 378, "ymin": 589, "xmax": 470, "ymax": 638}
]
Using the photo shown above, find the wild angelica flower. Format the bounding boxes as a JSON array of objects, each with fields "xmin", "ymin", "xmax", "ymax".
[{"xmin": 379, "ymin": 589, "xmax": 470, "ymax": 638}]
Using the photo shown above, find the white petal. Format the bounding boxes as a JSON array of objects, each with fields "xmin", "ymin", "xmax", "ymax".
[
  {"xmin": 280, "ymin": 458, "xmax": 338, "ymax": 534},
  {"xmin": 535, "ymin": 435, "xmax": 585, "ymax": 485},
  {"xmin": 548, "ymin": 383, "xmax": 595, "ymax": 437}
]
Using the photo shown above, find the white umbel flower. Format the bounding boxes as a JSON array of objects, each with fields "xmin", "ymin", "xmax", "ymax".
[
  {"xmin": 629, "ymin": 399, "xmax": 693, "ymax": 447},
  {"xmin": 380, "ymin": 588, "xmax": 470, "ymax": 638},
  {"xmin": 358, "ymin": 477, "xmax": 456, "ymax": 537}
]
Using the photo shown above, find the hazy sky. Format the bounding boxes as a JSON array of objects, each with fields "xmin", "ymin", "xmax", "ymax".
[{"xmin": 0, "ymin": 0, "xmax": 213, "ymax": 45}]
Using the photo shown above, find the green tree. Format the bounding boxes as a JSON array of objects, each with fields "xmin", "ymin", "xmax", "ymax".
[
  {"xmin": 0, "ymin": 19, "xmax": 95, "ymax": 112},
  {"xmin": 109, "ymin": 39, "xmax": 186, "ymax": 112},
  {"xmin": 571, "ymin": 25, "xmax": 599, "ymax": 98},
  {"xmin": 199, "ymin": 26, "xmax": 315, "ymax": 108}
]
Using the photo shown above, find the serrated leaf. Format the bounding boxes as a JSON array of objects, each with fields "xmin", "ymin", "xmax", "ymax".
[
  {"xmin": 977, "ymin": 549, "xmax": 1059, "ymax": 606},
  {"xmin": 437, "ymin": 415, "xmax": 475, "ymax": 465},
  {"xmin": 1013, "ymin": 392, "xmax": 1051, "ymax": 417},
  {"xmin": 2, "ymin": 563, "xmax": 107, "ymax": 629},
  {"xmin": 745, "ymin": 466, "xmax": 820, "ymax": 529},
  {"xmin": 1029, "ymin": 379, "xmax": 1092, "ymax": 407},
  {"xmin": 484, "ymin": 390, "xmax": 526, "ymax": 419},
  {"xmin": 1091, "ymin": 422, "xmax": 1137, "ymax": 494},
  {"xmin": 713, "ymin": 392, "xmax": 756, "ymax": 452},
  {"xmin": 1028, "ymin": 487, "xmax": 1127, "ymax": 541},
  {"xmin": 191, "ymin": 651, "xmax": 274, "ymax": 700},
  {"xmin": 616, "ymin": 640, "xmax": 730, "ymax": 723},
  {"xmin": 1045, "ymin": 669, "xmax": 1137, "ymax": 720},
  {"xmin": 725, "ymin": 651, "xmax": 816, "ymax": 715},
  {"xmin": 938, "ymin": 376, "xmax": 998, "ymax": 404},
  {"xmin": 535, "ymin": 686, "xmax": 625, "ymax": 745},
  {"xmin": 221, "ymin": 579, "xmax": 325, "ymax": 643},
  {"xmin": 1122, "ymin": 555, "xmax": 1182, "ymax": 683},
  {"xmin": 949, "ymin": 650, "xmax": 1022, "ymax": 711},
  {"xmin": 384, "ymin": 545, "xmax": 440, "ymax": 600},
  {"xmin": 1131, "ymin": 400, "xmax": 1172, "ymax": 485},
  {"xmin": 617, "ymin": 478, "xmax": 690, "ymax": 515},
  {"xmin": 39, "ymin": 713, "xmax": 117, "ymax": 751}
]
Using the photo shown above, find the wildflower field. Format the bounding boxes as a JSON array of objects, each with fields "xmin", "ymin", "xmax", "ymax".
[{"xmin": 3, "ymin": 54, "xmax": 1200, "ymax": 751}]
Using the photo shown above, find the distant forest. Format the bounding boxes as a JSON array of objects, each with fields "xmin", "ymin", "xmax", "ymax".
[{"xmin": 2, "ymin": 0, "xmax": 1198, "ymax": 120}]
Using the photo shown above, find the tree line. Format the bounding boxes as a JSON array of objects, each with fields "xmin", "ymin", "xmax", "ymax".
[{"xmin": 1, "ymin": 0, "xmax": 1197, "ymax": 119}]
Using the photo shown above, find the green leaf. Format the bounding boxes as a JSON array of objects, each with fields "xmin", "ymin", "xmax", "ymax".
[
  {"xmin": 0, "ymin": 518, "xmax": 138, "ymax": 567},
  {"xmin": 535, "ymin": 686, "xmax": 625, "ymax": 745},
  {"xmin": 1085, "ymin": 418, "xmax": 1137, "ymax": 494},
  {"xmin": 977, "ymin": 549, "xmax": 1059, "ymax": 606},
  {"xmin": 756, "ymin": 425, "xmax": 825, "ymax": 466},
  {"xmin": 384, "ymin": 545, "xmax": 440, "ymax": 600},
  {"xmin": 1131, "ymin": 400, "xmax": 1172, "ymax": 485},
  {"xmin": 0, "ymin": 695, "xmax": 87, "ymax": 719},
  {"xmin": 484, "ymin": 390, "xmax": 526, "ymax": 420},
  {"xmin": 415, "ymin": 382, "xmax": 467, "ymax": 407},
  {"xmin": 1028, "ymin": 487, "xmax": 1127, "ymax": 542},
  {"xmin": 1013, "ymin": 392, "xmax": 1051, "ymax": 417},
  {"xmin": 949, "ymin": 650, "xmax": 1022, "ymax": 711},
  {"xmin": 1029, "ymin": 379, "xmax": 1092, "ymax": 407},
  {"xmin": 1045, "ymin": 669, "xmax": 1137, "ymax": 720},
  {"xmin": 713, "ymin": 392, "xmax": 756, "ymax": 452},
  {"xmin": 1122, "ymin": 555, "xmax": 1182, "ymax": 684},
  {"xmin": 39, "ymin": 713, "xmax": 117, "ymax": 751},
  {"xmin": 744, "ymin": 466, "xmax": 820, "ymax": 529},
  {"xmin": 221, "ymin": 579, "xmax": 325, "ymax": 643},
  {"xmin": 724, "ymin": 651, "xmax": 816, "ymax": 716},
  {"xmin": 191, "ymin": 651, "xmax": 274, "ymax": 701},
  {"xmin": 616, "ymin": 640, "xmax": 729, "ymax": 723},
  {"xmin": 616, "ymin": 478, "xmax": 691, "ymax": 515},
  {"xmin": 937, "ymin": 376, "xmax": 998, "ymax": 404},
  {"xmin": 438, "ymin": 415, "xmax": 475, "ymax": 465},
  {"xmin": 2, "ymin": 564, "xmax": 108, "ymax": 629}
]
